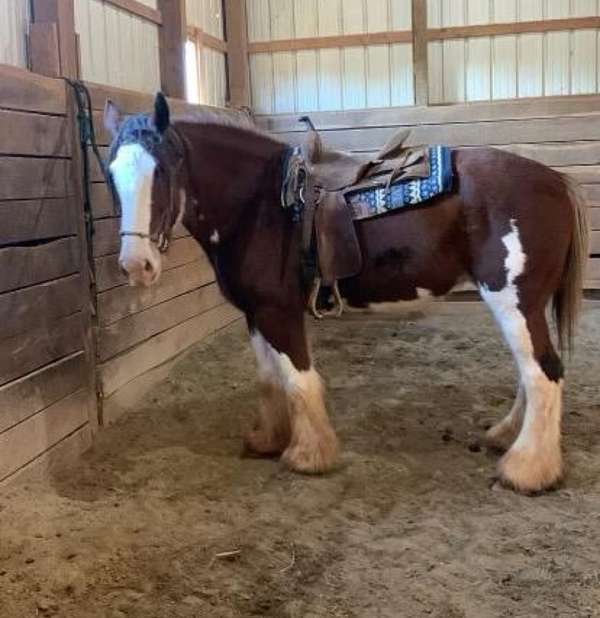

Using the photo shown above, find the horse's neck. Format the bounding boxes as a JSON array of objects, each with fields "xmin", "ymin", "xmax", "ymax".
[{"xmin": 177, "ymin": 121, "xmax": 284, "ymax": 251}]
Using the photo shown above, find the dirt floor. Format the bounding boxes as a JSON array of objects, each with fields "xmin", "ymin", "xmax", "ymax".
[{"xmin": 1, "ymin": 302, "xmax": 600, "ymax": 618}]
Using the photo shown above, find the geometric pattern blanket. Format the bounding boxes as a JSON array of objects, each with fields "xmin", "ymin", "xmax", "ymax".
[{"xmin": 345, "ymin": 145, "xmax": 454, "ymax": 221}]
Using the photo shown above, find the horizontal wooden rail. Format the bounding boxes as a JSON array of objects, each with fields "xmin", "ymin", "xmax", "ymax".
[
  {"xmin": 104, "ymin": 0, "xmax": 162, "ymax": 25},
  {"xmin": 247, "ymin": 16, "xmax": 600, "ymax": 54},
  {"xmin": 428, "ymin": 16, "xmax": 600, "ymax": 41},
  {"xmin": 188, "ymin": 26, "xmax": 228, "ymax": 53},
  {"xmin": 247, "ymin": 30, "xmax": 412, "ymax": 54}
]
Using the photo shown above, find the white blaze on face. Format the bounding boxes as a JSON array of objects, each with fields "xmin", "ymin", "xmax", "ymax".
[{"xmin": 110, "ymin": 143, "xmax": 162, "ymax": 286}]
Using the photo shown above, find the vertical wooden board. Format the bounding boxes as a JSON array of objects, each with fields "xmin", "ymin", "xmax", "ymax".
[
  {"xmin": 296, "ymin": 51, "xmax": 320, "ymax": 111},
  {"xmin": 249, "ymin": 53, "xmax": 274, "ymax": 112},
  {"xmin": 317, "ymin": 0, "xmax": 341, "ymax": 36},
  {"xmin": 342, "ymin": 0, "xmax": 365, "ymax": 34},
  {"xmin": 270, "ymin": 0, "xmax": 294, "ymax": 39},
  {"xmin": 246, "ymin": 0, "xmax": 271, "ymax": 41},
  {"xmin": 391, "ymin": 0, "xmax": 412, "ymax": 29},
  {"xmin": 0, "ymin": 0, "xmax": 30, "ymax": 68},
  {"xmin": 465, "ymin": 0, "xmax": 490, "ymax": 101},
  {"xmin": 89, "ymin": 0, "xmax": 109, "ymax": 85},
  {"xmin": 441, "ymin": 0, "xmax": 465, "ymax": 103},
  {"xmin": 342, "ymin": 47, "xmax": 367, "ymax": 110},
  {"xmin": 366, "ymin": 0, "xmax": 390, "ymax": 32},
  {"xmin": 216, "ymin": 51, "xmax": 227, "ymax": 107},
  {"xmin": 366, "ymin": 45, "xmax": 391, "ymax": 108},
  {"xmin": 318, "ymin": 49, "xmax": 343, "ymax": 110},
  {"xmin": 104, "ymin": 4, "xmax": 123, "ymax": 89},
  {"xmin": 74, "ymin": 0, "xmax": 92, "ymax": 82},
  {"xmin": 428, "ymin": 42, "xmax": 444, "ymax": 103},
  {"xmin": 517, "ymin": 0, "xmax": 543, "ymax": 97},
  {"xmin": 391, "ymin": 43, "xmax": 414, "ymax": 105},
  {"xmin": 273, "ymin": 52, "xmax": 296, "ymax": 112}
]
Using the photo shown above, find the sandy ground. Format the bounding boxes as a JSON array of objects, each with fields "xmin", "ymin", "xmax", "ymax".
[{"xmin": 1, "ymin": 302, "xmax": 600, "ymax": 618}]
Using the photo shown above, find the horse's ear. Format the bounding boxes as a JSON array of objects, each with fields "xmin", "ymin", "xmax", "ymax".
[
  {"xmin": 153, "ymin": 92, "xmax": 170, "ymax": 134},
  {"xmin": 103, "ymin": 99, "xmax": 122, "ymax": 138}
]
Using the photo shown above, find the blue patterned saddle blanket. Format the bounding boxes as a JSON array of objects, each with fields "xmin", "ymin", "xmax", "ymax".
[{"xmin": 345, "ymin": 145, "xmax": 453, "ymax": 221}]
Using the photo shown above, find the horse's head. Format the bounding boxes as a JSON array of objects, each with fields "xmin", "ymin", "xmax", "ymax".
[{"xmin": 104, "ymin": 93, "xmax": 185, "ymax": 287}]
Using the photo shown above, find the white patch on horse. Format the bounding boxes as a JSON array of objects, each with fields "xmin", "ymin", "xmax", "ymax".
[
  {"xmin": 110, "ymin": 143, "xmax": 161, "ymax": 284},
  {"xmin": 479, "ymin": 219, "xmax": 562, "ymax": 490},
  {"xmin": 210, "ymin": 229, "xmax": 220, "ymax": 245},
  {"xmin": 175, "ymin": 188, "xmax": 186, "ymax": 228}
]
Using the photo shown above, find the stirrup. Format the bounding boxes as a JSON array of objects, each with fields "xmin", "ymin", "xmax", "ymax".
[{"xmin": 308, "ymin": 278, "xmax": 344, "ymax": 319}]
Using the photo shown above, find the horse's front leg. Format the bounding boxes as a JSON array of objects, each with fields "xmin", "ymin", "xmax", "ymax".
[{"xmin": 246, "ymin": 308, "xmax": 339, "ymax": 473}]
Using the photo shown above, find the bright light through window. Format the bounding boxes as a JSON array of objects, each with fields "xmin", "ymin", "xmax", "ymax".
[{"xmin": 185, "ymin": 40, "xmax": 200, "ymax": 104}]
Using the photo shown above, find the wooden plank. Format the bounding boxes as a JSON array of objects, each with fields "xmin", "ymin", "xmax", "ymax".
[
  {"xmin": 0, "ymin": 352, "xmax": 85, "ymax": 434},
  {"xmin": 97, "ymin": 258, "xmax": 214, "ymax": 325},
  {"xmin": 31, "ymin": 0, "xmax": 78, "ymax": 79},
  {"xmin": 257, "ymin": 94, "xmax": 600, "ymax": 132},
  {"xmin": 588, "ymin": 258, "xmax": 600, "ymax": 279},
  {"xmin": 188, "ymin": 27, "xmax": 229, "ymax": 53},
  {"xmin": 0, "ymin": 274, "xmax": 83, "ymax": 340},
  {"xmin": 0, "ymin": 313, "xmax": 83, "ymax": 387},
  {"xmin": 99, "ymin": 302, "xmax": 241, "ymax": 397},
  {"xmin": 157, "ymin": 0, "xmax": 187, "ymax": 98},
  {"xmin": 29, "ymin": 22, "xmax": 61, "ymax": 78},
  {"xmin": 590, "ymin": 208, "xmax": 600, "ymax": 229},
  {"xmin": 223, "ymin": 0, "xmax": 251, "ymax": 107},
  {"xmin": 500, "ymin": 142, "xmax": 600, "ymax": 167},
  {"xmin": 0, "ymin": 157, "xmax": 69, "ymax": 200},
  {"xmin": 0, "ymin": 109, "xmax": 70, "ymax": 156},
  {"xmin": 591, "ymin": 230, "xmax": 600, "ymax": 253},
  {"xmin": 278, "ymin": 115, "xmax": 600, "ymax": 152},
  {"xmin": 98, "ymin": 283, "xmax": 225, "ymax": 361},
  {"xmin": 556, "ymin": 166, "xmax": 600, "ymax": 185},
  {"xmin": 104, "ymin": 0, "xmax": 162, "ymax": 24},
  {"xmin": 0, "ymin": 389, "xmax": 88, "ymax": 483},
  {"xmin": 90, "ymin": 182, "xmax": 116, "ymax": 219},
  {"xmin": 0, "ymin": 198, "xmax": 77, "ymax": 245},
  {"xmin": 247, "ymin": 29, "xmax": 413, "ymax": 53},
  {"xmin": 95, "ymin": 236, "xmax": 205, "ymax": 292},
  {"xmin": 0, "ymin": 64, "xmax": 66, "ymax": 114},
  {"xmin": 0, "ymin": 424, "xmax": 92, "ymax": 488},
  {"xmin": 584, "ymin": 186, "xmax": 600, "ymax": 202},
  {"xmin": 412, "ymin": 0, "xmax": 428, "ymax": 105},
  {"xmin": 428, "ymin": 16, "xmax": 600, "ymax": 41},
  {"xmin": 0, "ymin": 237, "xmax": 80, "ymax": 294}
]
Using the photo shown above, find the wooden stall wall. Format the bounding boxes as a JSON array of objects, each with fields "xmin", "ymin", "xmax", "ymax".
[
  {"xmin": 258, "ymin": 94, "xmax": 600, "ymax": 288},
  {"xmin": 74, "ymin": 0, "xmax": 161, "ymax": 93},
  {"xmin": 0, "ymin": 0, "xmax": 31, "ymax": 68},
  {"xmin": 246, "ymin": 0, "xmax": 415, "ymax": 114},
  {"xmin": 428, "ymin": 0, "xmax": 600, "ymax": 104},
  {"xmin": 186, "ymin": 0, "xmax": 228, "ymax": 107},
  {"xmin": 0, "ymin": 65, "xmax": 96, "ymax": 485},
  {"xmin": 86, "ymin": 83, "xmax": 241, "ymax": 425}
]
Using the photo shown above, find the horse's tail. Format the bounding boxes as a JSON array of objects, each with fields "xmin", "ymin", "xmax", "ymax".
[{"xmin": 553, "ymin": 174, "xmax": 590, "ymax": 353}]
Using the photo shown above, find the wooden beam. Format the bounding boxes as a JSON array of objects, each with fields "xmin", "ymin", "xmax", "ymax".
[
  {"xmin": 28, "ymin": 23, "xmax": 61, "ymax": 78},
  {"xmin": 247, "ymin": 30, "xmax": 413, "ymax": 53},
  {"xmin": 188, "ymin": 26, "xmax": 229, "ymax": 54},
  {"xmin": 428, "ymin": 16, "xmax": 600, "ymax": 41},
  {"xmin": 412, "ymin": 0, "xmax": 428, "ymax": 107},
  {"xmin": 223, "ymin": 0, "xmax": 250, "ymax": 107},
  {"xmin": 103, "ymin": 0, "xmax": 162, "ymax": 25},
  {"xmin": 157, "ymin": 0, "xmax": 187, "ymax": 98},
  {"xmin": 31, "ymin": 0, "xmax": 78, "ymax": 79}
]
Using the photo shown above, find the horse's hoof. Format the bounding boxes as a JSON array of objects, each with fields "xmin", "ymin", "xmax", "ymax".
[
  {"xmin": 281, "ymin": 435, "xmax": 339, "ymax": 474},
  {"xmin": 497, "ymin": 447, "xmax": 562, "ymax": 494},
  {"xmin": 243, "ymin": 430, "xmax": 286, "ymax": 457}
]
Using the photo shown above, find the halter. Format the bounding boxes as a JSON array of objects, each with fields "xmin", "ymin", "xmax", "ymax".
[{"xmin": 119, "ymin": 230, "xmax": 170, "ymax": 253}]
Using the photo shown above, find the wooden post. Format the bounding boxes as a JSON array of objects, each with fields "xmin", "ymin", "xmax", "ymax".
[
  {"xmin": 30, "ymin": 0, "xmax": 78, "ymax": 79},
  {"xmin": 157, "ymin": 0, "xmax": 187, "ymax": 98},
  {"xmin": 412, "ymin": 0, "xmax": 429, "ymax": 106},
  {"xmin": 223, "ymin": 0, "xmax": 251, "ymax": 108}
]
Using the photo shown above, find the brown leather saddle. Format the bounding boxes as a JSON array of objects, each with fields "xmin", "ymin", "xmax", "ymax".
[{"xmin": 298, "ymin": 118, "xmax": 429, "ymax": 317}]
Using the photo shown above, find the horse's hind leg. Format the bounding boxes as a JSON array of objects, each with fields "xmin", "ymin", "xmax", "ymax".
[
  {"xmin": 485, "ymin": 384, "xmax": 526, "ymax": 452},
  {"xmin": 246, "ymin": 308, "xmax": 339, "ymax": 473}
]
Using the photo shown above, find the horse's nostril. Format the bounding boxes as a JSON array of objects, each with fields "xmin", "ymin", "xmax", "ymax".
[{"xmin": 144, "ymin": 260, "xmax": 153, "ymax": 273}]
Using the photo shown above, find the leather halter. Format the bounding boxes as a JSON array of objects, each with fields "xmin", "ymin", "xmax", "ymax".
[{"xmin": 119, "ymin": 230, "xmax": 170, "ymax": 252}]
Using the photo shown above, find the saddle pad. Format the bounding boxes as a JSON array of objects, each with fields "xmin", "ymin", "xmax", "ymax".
[{"xmin": 346, "ymin": 145, "xmax": 453, "ymax": 221}]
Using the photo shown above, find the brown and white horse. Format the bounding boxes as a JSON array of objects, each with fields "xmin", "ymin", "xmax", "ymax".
[{"xmin": 104, "ymin": 93, "xmax": 588, "ymax": 493}]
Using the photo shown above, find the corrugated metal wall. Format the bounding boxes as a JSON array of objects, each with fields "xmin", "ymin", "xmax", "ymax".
[
  {"xmin": 0, "ymin": 0, "xmax": 30, "ymax": 68},
  {"xmin": 428, "ymin": 0, "xmax": 600, "ymax": 104},
  {"xmin": 186, "ymin": 0, "xmax": 228, "ymax": 107},
  {"xmin": 74, "ymin": 0, "xmax": 161, "ymax": 93},
  {"xmin": 246, "ymin": 0, "xmax": 414, "ymax": 114}
]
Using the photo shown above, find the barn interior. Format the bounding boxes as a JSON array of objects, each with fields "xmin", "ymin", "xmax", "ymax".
[{"xmin": 1, "ymin": 1, "xmax": 600, "ymax": 616}]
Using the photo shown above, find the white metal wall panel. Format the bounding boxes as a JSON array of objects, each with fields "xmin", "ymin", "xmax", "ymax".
[
  {"xmin": 186, "ymin": 0, "xmax": 225, "ymax": 38},
  {"xmin": 247, "ymin": 0, "xmax": 414, "ymax": 114},
  {"xmin": 74, "ymin": 0, "xmax": 161, "ymax": 94},
  {"xmin": 0, "ymin": 0, "xmax": 30, "ymax": 68},
  {"xmin": 428, "ymin": 0, "xmax": 600, "ymax": 103}
]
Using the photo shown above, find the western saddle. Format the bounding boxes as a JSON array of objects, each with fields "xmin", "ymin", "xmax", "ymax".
[{"xmin": 296, "ymin": 117, "xmax": 430, "ymax": 318}]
